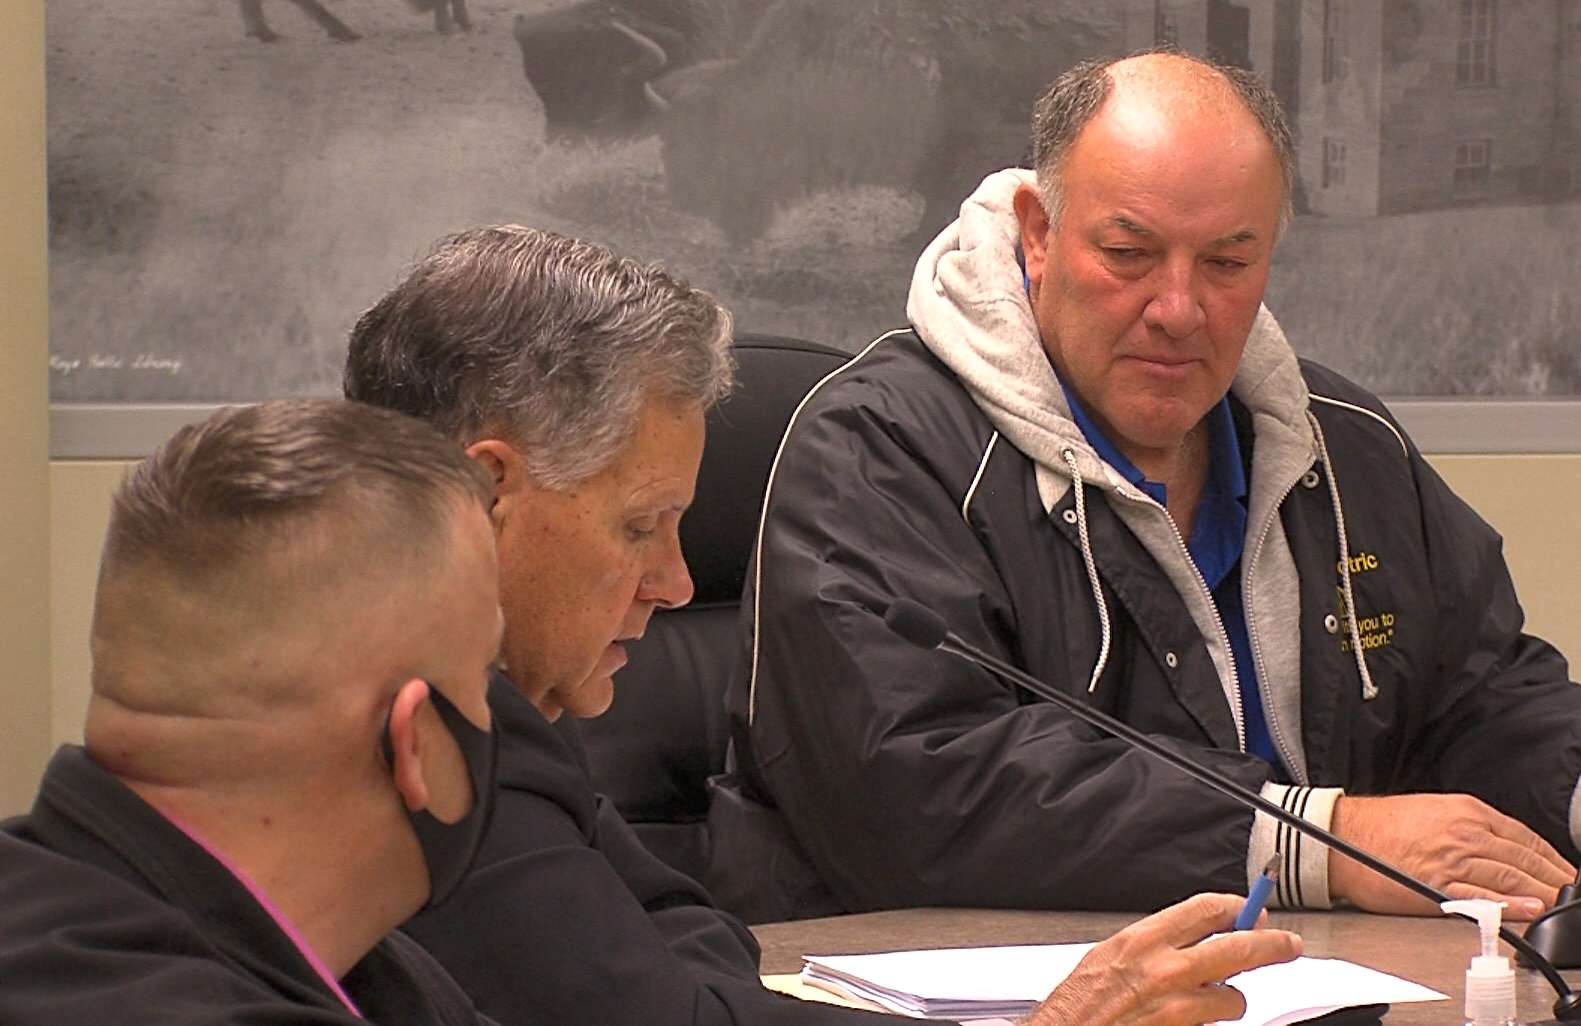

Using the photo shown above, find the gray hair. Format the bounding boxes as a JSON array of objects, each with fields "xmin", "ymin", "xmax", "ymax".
[
  {"xmin": 343, "ymin": 225, "xmax": 735, "ymax": 490},
  {"xmin": 101, "ymin": 399, "xmax": 492, "ymax": 579},
  {"xmin": 1030, "ymin": 49, "xmax": 1296, "ymax": 237}
]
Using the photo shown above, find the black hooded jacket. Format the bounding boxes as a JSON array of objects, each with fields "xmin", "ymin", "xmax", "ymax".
[
  {"xmin": 0, "ymin": 747, "xmax": 487, "ymax": 1026},
  {"xmin": 713, "ymin": 327, "xmax": 1581, "ymax": 923},
  {"xmin": 403, "ymin": 674, "xmax": 912, "ymax": 1026}
]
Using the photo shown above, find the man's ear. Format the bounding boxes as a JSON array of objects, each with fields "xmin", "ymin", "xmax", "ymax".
[
  {"xmin": 1013, "ymin": 183, "xmax": 1052, "ymax": 295},
  {"xmin": 387, "ymin": 678, "xmax": 433, "ymax": 813},
  {"xmin": 464, "ymin": 439, "xmax": 530, "ymax": 532}
]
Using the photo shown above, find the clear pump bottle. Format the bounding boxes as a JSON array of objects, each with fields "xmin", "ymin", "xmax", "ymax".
[{"xmin": 1441, "ymin": 899, "xmax": 1519, "ymax": 1026}]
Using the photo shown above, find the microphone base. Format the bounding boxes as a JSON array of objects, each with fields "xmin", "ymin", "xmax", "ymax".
[
  {"xmin": 1530, "ymin": 979, "xmax": 1581, "ymax": 1022},
  {"xmin": 1523, "ymin": 884, "xmax": 1581, "ymax": 971}
]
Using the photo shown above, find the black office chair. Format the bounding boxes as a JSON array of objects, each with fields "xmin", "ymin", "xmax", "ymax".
[{"xmin": 577, "ymin": 333, "xmax": 853, "ymax": 882}]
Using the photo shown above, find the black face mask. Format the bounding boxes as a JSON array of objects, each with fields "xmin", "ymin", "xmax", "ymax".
[{"xmin": 383, "ymin": 683, "xmax": 499, "ymax": 908}]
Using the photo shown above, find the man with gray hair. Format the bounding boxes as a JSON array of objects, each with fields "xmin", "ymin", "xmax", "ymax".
[
  {"xmin": 720, "ymin": 49, "xmax": 1581, "ymax": 923},
  {"xmin": 343, "ymin": 224, "xmax": 1304, "ymax": 1026},
  {"xmin": 0, "ymin": 399, "xmax": 506, "ymax": 1023},
  {"xmin": 349, "ymin": 225, "xmax": 732, "ymax": 717},
  {"xmin": 346, "ymin": 224, "xmax": 797, "ymax": 1023}
]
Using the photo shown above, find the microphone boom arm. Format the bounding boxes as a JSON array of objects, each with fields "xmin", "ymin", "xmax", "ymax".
[{"xmin": 933, "ymin": 632, "xmax": 1576, "ymax": 1003}]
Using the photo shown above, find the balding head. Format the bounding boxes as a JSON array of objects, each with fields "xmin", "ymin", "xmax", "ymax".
[
  {"xmin": 85, "ymin": 400, "xmax": 495, "ymax": 791},
  {"xmin": 1030, "ymin": 50, "xmax": 1295, "ymax": 237}
]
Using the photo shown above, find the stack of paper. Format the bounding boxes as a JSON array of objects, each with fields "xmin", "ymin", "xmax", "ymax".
[
  {"xmin": 803, "ymin": 944, "xmax": 1090, "ymax": 1019},
  {"xmin": 800, "ymin": 943, "xmax": 1447, "ymax": 1024}
]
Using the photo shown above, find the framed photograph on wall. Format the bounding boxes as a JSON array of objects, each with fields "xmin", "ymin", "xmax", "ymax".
[{"xmin": 46, "ymin": 0, "xmax": 1581, "ymax": 455}]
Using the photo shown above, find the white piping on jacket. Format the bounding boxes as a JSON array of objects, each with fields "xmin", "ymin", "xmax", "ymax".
[
  {"xmin": 747, "ymin": 329, "xmax": 909, "ymax": 725},
  {"xmin": 1308, "ymin": 394, "xmax": 1408, "ymax": 459},
  {"xmin": 1309, "ymin": 412, "xmax": 1380, "ymax": 701},
  {"xmin": 960, "ymin": 432, "xmax": 1001, "ymax": 524},
  {"xmin": 1060, "ymin": 448, "xmax": 1113, "ymax": 694}
]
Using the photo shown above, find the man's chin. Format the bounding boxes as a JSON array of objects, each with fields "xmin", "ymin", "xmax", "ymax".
[
  {"xmin": 1110, "ymin": 400, "xmax": 1217, "ymax": 453},
  {"xmin": 559, "ymin": 675, "xmax": 617, "ymax": 720}
]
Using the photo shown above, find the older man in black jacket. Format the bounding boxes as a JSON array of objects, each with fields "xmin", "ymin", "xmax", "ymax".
[{"xmin": 716, "ymin": 50, "xmax": 1581, "ymax": 924}]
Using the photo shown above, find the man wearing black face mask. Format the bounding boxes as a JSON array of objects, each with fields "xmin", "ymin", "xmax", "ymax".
[{"xmin": 0, "ymin": 400, "xmax": 510, "ymax": 1026}]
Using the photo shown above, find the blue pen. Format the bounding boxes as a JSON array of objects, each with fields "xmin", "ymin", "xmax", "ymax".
[{"xmin": 1235, "ymin": 854, "xmax": 1279, "ymax": 930}]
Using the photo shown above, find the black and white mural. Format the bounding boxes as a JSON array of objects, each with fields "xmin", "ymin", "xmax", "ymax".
[{"xmin": 46, "ymin": 0, "xmax": 1581, "ymax": 403}]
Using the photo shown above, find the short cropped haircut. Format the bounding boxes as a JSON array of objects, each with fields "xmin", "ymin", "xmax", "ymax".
[
  {"xmin": 101, "ymin": 399, "xmax": 491, "ymax": 580},
  {"xmin": 1030, "ymin": 49, "xmax": 1296, "ymax": 236},
  {"xmin": 343, "ymin": 226, "xmax": 736, "ymax": 490}
]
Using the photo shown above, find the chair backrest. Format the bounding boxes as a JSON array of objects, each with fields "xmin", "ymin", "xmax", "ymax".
[{"xmin": 577, "ymin": 333, "xmax": 852, "ymax": 880}]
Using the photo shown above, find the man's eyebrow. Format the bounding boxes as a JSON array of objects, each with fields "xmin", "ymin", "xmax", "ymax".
[
  {"xmin": 1103, "ymin": 218, "xmax": 1262, "ymax": 248},
  {"xmin": 1107, "ymin": 216, "xmax": 1152, "ymax": 236},
  {"xmin": 627, "ymin": 494, "xmax": 693, "ymax": 515},
  {"xmin": 1212, "ymin": 228, "xmax": 1260, "ymax": 246}
]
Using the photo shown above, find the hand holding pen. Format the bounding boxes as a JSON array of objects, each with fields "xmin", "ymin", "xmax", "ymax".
[{"xmin": 1235, "ymin": 854, "xmax": 1280, "ymax": 930}]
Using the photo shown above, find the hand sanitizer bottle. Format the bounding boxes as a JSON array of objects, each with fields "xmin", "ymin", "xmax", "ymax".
[{"xmin": 1441, "ymin": 899, "xmax": 1519, "ymax": 1026}]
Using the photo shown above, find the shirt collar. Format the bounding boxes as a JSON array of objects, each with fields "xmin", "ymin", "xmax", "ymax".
[{"xmin": 1055, "ymin": 373, "xmax": 1246, "ymax": 509}]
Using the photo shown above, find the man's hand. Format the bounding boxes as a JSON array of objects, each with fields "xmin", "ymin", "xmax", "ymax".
[
  {"xmin": 1329, "ymin": 793, "xmax": 1577, "ymax": 920},
  {"xmin": 1022, "ymin": 893, "xmax": 1302, "ymax": 1026}
]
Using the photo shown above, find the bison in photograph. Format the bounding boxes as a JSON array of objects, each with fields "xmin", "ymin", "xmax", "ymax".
[
  {"xmin": 510, "ymin": 0, "xmax": 762, "ymax": 140},
  {"xmin": 511, "ymin": 0, "xmax": 1121, "ymax": 243},
  {"xmin": 656, "ymin": 1, "xmax": 1123, "ymax": 243}
]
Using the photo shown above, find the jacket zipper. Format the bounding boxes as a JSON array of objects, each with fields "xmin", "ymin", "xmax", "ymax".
[
  {"xmin": 1112, "ymin": 486, "xmax": 1246, "ymax": 754},
  {"xmin": 1242, "ymin": 472, "xmax": 1304, "ymax": 784}
]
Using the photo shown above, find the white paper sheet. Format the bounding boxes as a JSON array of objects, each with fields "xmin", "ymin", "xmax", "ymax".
[{"xmin": 801, "ymin": 943, "xmax": 1447, "ymax": 1023}]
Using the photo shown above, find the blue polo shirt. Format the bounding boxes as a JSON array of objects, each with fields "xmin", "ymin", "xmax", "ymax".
[{"xmin": 1056, "ymin": 379, "xmax": 1283, "ymax": 772}]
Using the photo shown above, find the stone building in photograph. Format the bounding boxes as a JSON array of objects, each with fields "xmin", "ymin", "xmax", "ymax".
[{"xmin": 1127, "ymin": 0, "xmax": 1581, "ymax": 217}]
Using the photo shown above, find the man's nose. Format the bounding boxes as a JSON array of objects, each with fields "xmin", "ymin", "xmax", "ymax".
[
  {"xmin": 640, "ymin": 530, "xmax": 694, "ymax": 611},
  {"xmin": 1143, "ymin": 260, "xmax": 1207, "ymax": 340}
]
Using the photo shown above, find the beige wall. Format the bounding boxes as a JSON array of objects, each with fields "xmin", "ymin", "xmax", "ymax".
[
  {"xmin": 2, "ymin": 0, "xmax": 52, "ymax": 815},
  {"xmin": 1432, "ymin": 456, "xmax": 1581, "ymax": 663},
  {"xmin": 50, "ymin": 463, "xmax": 125, "ymax": 746}
]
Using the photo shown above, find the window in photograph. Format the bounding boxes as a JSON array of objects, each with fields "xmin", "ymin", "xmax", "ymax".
[
  {"xmin": 1153, "ymin": 6, "xmax": 1180, "ymax": 48},
  {"xmin": 1322, "ymin": 0, "xmax": 1347, "ymax": 84},
  {"xmin": 1456, "ymin": 0, "xmax": 1497, "ymax": 86},
  {"xmin": 1323, "ymin": 137, "xmax": 1347, "ymax": 189},
  {"xmin": 1453, "ymin": 140, "xmax": 1492, "ymax": 196}
]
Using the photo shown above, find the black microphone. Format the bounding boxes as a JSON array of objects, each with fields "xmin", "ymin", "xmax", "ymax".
[
  {"xmin": 882, "ymin": 598, "xmax": 1581, "ymax": 1022},
  {"xmin": 884, "ymin": 599, "xmax": 952, "ymax": 649}
]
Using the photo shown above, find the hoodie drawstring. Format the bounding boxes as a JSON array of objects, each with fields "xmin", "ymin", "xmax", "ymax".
[
  {"xmin": 1308, "ymin": 413, "xmax": 1379, "ymax": 701},
  {"xmin": 1061, "ymin": 448, "xmax": 1113, "ymax": 694}
]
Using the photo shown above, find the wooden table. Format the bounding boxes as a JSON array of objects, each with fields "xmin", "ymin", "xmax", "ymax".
[{"xmin": 754, "ymin": 907, "xmax": 1581, "ymax": 1024}]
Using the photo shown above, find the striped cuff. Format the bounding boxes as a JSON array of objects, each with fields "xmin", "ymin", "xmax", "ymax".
[{"xmin": 1247, "ymin": 783, "xmax": 1344, "ymax": 910}]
